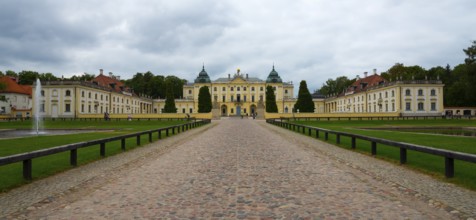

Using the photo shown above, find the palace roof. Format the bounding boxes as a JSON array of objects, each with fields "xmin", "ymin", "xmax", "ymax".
[
  {"xmin": 92, "ymin": 73, "xmax": 131, "ymax": 93},
  {"xmin": 0, "ymin": 76, "xmax": 32, "ymax": 96}
]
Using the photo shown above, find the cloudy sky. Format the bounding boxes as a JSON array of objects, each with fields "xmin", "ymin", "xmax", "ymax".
[{"xmin": 1, "ymin": 0, "xmax": 475, "ymax": 92}]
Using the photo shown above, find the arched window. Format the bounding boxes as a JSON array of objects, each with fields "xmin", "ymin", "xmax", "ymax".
[
  {"xmin": 405, "ymin": 89, "xmax": 411, "ymax": 96},
  {"xmin": 418, "ymin": 89, "xmax": 423, "ymax": 96},
  {"xmin": 418, "ymin": 102, "xmax": 424, "ymax": 111},
  {"xmin": 431, "ymin": 89, "xmax": 436, "ymax": 96},
  {"xmin": 65, "ymin": 90, "xmax": 71, "ymax": 96}
]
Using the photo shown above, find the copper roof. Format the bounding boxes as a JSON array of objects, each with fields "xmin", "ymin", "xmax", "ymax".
[{"xmin": 0, "ymin": 76, "xmax": 32, "ymax": 96}]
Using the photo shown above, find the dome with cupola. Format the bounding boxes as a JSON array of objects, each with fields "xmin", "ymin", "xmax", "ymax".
[
  {"xmin": 194, "ymin": 65, "xmax": 211, "ymax": 83},
  {"xmin": 266, "ymin": 65, "xmax": 283, "ymax": 83}
]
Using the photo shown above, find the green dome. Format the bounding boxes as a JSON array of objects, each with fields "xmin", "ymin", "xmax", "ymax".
[
  {"xmin": 266, "ymin": 65, "xmax": 283, "ymax": 83},
  {"xmin": 194, "ymin": 65, "xmax": 211, "ymax": 83}
]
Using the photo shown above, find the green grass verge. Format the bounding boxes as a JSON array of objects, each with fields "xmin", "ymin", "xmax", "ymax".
[
  {"xmin": 287, "ymin": 119, "xmax": 476, "ymax": 190},
  {"xmin": 0, "ymin": 119, "xmax": 191, "ymax": 192}
]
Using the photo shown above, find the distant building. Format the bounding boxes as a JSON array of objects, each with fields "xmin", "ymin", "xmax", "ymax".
[
  {"xmin": 27, "ymin": 67, "xmax": 445, "ymax": 118},
  {"xmin": 34, "ymin": 69, "xmax": 153, "ymax": 118},
  {"xmin": 0, "ymin": 76, "xmax": 32, "ymax": 118},
  {"xmin": 322, "ymin": 70, "xmax": 444, "ymax": 116},
  {"xmin": 158, "ymin": 66, "xmax": 295, "ymax": 118}
]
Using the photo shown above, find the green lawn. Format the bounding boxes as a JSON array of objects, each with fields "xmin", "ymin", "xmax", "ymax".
[
  {"xmin": 0, "ymin": 119, "xmax": 192, "ymax": 191},
  {"xmin": 287, "ymin": 119, "xmax": 476, "ymax": 190}
]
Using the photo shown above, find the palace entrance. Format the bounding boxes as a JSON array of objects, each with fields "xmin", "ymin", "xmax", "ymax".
[
  {"xmin": 236, "ymin": 106, "xmax": 241, "ymax": 116},
  {"xmin": 221, "ymin": 105, "xmax": 228, "ymax": 116}
]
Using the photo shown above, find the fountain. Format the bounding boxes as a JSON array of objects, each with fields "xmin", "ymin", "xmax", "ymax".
[{"xmin": 34, "ymin": 78, "xmax": 43, "ymax": 135}]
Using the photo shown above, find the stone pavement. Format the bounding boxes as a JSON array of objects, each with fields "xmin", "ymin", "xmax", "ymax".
[{"xmin": 2, "ymin": 119, "xmax": 475, "ymax": 219}]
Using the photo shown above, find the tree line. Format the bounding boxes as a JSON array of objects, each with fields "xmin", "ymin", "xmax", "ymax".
[
  {"xmin": 0, "ymin": 70, "xmax": 187, "ymax": 100},
  {"xmin": 316, "ymin": 41, "xmax": 476, "ymax": 107}
]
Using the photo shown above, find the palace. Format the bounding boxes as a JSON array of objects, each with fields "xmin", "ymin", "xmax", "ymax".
[
  {"xmin": 323, "ymin": 70, "xmax": 444, "ymax": 116},
  {"xmin": 154, "ymin": 66, "xmax": 296, "ymax": 118},
  {"xmin": 2, "ymin": 66, "xmax": 445, "ymax": 119}
]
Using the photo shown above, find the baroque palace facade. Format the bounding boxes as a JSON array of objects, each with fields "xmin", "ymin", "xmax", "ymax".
[{"xmin": 27, "ymin": 67, "xmax": 444, "ymax": 119}]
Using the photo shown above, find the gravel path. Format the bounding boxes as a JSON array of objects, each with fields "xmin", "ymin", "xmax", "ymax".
[{"xmin": 2, "ymin": 119, "xmax": 475, "ymax": 219}]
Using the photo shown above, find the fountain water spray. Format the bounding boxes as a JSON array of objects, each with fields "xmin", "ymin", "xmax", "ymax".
[{"xmin": 34, "ymin": 78, "xmax": 43, "ymax": 135}]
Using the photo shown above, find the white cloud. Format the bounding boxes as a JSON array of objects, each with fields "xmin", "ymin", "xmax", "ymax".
[{"xmin": 1, "ymin": 0, "xmax": 475, "ymax": 93}]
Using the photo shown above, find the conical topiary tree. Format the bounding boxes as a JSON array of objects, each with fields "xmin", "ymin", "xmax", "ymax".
[
  {"xmin": 265, "ymin": 85, "xmax": 278, "ymax": 113},
  {"xmin": 294, "ymin": 80, "xmax": 315, "ymax": 112},
  {"xmin": 163, "ymin": 81, "xmax": 177, "ymax": 113},
  {"xmin": 198, "ymin": 86, "xmax": 212, "ymax": 113}
]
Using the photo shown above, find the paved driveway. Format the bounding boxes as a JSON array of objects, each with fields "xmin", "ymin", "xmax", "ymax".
[{"xmin": 3, "ymin": 119, "xmax": 471, "ymax": 219}]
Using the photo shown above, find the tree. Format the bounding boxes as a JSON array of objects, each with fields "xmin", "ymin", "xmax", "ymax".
[
  {"xmin": 18, "ymin": 70, "xmax": 39, "ymax": 84},
  {"xmin": 5, "ymin": 70, "xmax": 17, "ymax": 78},
  {"xmin": 294, "ymin": 80, "xmax": 315, "ymax": 112},
  {"xmin": 163, "ymin": 81, "xmax": 177, "ymax": 113},
  {"xmin": 463, "ymin": 40, "xmax": 476, "ymax": 65},
  {"xmin": 69, "ymin": 73, "xmax": 95, "ymax": 81},
  {"xmin": 265, "ymin": 86, "xmax": 278, "ymax": 113},
  {"xmin": 317, "ymin": 76, "xmax": 354, "ymax": 96},
  {"xmin": 198, "ymin": 86, "xmax": 212, "ymax": 113}
]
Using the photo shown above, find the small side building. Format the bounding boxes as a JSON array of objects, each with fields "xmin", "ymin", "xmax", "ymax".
[{"xmin": 0, "ymin": 76, "xmax": 32, "ymax": 118}]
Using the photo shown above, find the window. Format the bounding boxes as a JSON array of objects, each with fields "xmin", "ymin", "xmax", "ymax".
[
  {"xmin": 231, "ymin": 95, "xmax": 234, "ymax": 102},
  {"xmin": 431, "ymin": 89, "xmax": 436, "ymax": 96},
  {"xmin": 385, "ymin": 104, "xmax": 388, "ymax": 112},
  {"xmin": 385, "ymin": 92, "xmax": 388, "ymax": 98},
  {"xmin": 431, "ymin": 102, "xmax": 436, "ymax": 111},
  {"xmin": 182, "ymin": 108, "xmax": 186, "ymax": 113},
  {"xmin": 392, "ymin": 103, "xmax": 395, "ymax": 111},
  {"xmin": 81, "ymin": 104, "xmax": 84, "ymax": 112},
  {"xmin": 231, "ymin": 108, "xmax": 234, "ymax": 114},
  {"xmin": 285, "ymin": 89, "xmax": 288, "ymax": 94},
  {"xmin": 41, "ymin": 90, "xmax": 45, "ymax": 97},
  {"xmin": 65, "ymin": 90, "xmax": 71, "ymax": 96},
  {"xmin": 392, "ymin": 90, "xmax": 395, "ymax": 97},
  {"xmin": 244, "ymin": 87, "xmax": 247, "ymax": 91},
  {"xmin": 214, "ymin": 87, "xmax": 217, "ymax": 92},
  {"xmin": 405, "ymin": 102, "xmax": 411, "ymax": 111},
  {"xmin": 88, "ymin": 92, "xmax": 91, "ymax": 98},
  {"xmin": 252, "ymin": 95, "xmax": 255, "ymax": 102},
  {"xmin": 189, "ymin": 90, "xmax": 192, "ymax": 94},
  {"xmin": 237, "ymin": 87, "xmax": 240, "ymax": 91},
  {"xmin": 251, "ymin": 87, "xmax": 255, "ymax": 91},
  {"xmin": 82, "ymin": 91, "xmax": 84, "ymax": 97},
  {"xmin": 106, "ymin": 96, "xmax": 108, "ymax": 101},
  {"xmin": 101, "ymin": 95, "xmax": 103, "ymax": 100},
  {"xmin": 65, "ymin": 104, "xmax": 71, "ymax": 112},
  {"xmin": 231, "ymin": 87, "xmax": 234, "ymax": 91},
  {"xmin": 88, "ymin": 105, "xmax": 91, "ymax": 113},
  {"xmin": 418, "ymin": 89, "xmax": 423, "ymax": 96},
  {"xmin": 222, "ymin": 87, "xmax": 225, "ymax": 91},
  {"xmin": 260, "ymin": 87, "xmax": 263, "ymax": 91},
  {"xmin": 40, "ymin": 104, "xmax": 45, "ymax": 112},
  {"xmin": 405, "ymin": 89, "xmax": 411, "ymax": 96},
  {"xmin": 244, "ymin": 95, "xmax": 247, "ymax": 102},
  {"xmin": 418, "ymin": 102, "xmax": 424, "ymax": 111},
  {"xmin": 368, "ymin": 95, "xmax": 371, "ymax": 100},
  {"xmin": 373, "ymin": 94, "xmax": 376, "ymax": 99},
  {"xmin": 190, "ymin": 108, "xmax": 193, "ymax": 113},
  {"xmin": 95, "ymin": 94, "xmax": 98, "ymax": 99},
  {"xmin": 379, "ymin": 93, "xmax": 382, "ymax": 98},
  {"xmin": 222, "ymin": 96, "xmax": 225, "ymax": 102}
]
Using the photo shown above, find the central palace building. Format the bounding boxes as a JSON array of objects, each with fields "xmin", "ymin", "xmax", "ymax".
[{"xmin": 29, "ymin": 66, "xmax": 445, "ymax": 119}]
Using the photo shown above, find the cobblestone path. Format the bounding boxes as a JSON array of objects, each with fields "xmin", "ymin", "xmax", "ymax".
[{"xmin": 3, "ymin": 119, "xmax": 473, "ymax": 219}]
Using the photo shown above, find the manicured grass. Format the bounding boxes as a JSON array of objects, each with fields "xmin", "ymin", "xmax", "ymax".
[
  {"xmin": 0, "ymin": 119, "xmax": 192, "ymax": 191},
  {"xmin": 288, "ymin": 119, "xmax": 476, "ymax": 190}
]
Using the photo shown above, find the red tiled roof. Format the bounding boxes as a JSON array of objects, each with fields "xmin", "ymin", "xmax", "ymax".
[
  {"xmin": 0, "ymin": 76, "xmax": 32, "ymax": 96},
  {"xmin": 346, "ymin": 74, "xmax": 385, "ymax": 94},
  {"xmin": 92, "ymin": 74, "xmax": 130, "ymax": 93}
]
